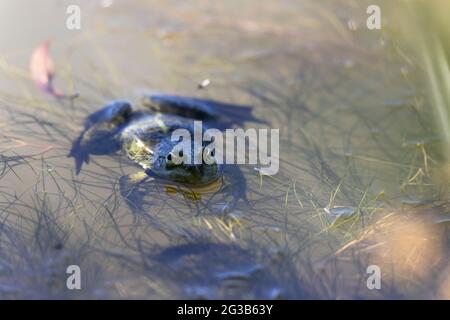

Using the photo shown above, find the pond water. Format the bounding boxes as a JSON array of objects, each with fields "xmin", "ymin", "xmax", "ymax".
[{"xmin": 0, "ymin": 0, "xmax": 449, "ymax": 299}]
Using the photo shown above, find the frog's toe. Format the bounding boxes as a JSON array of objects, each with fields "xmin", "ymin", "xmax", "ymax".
[
  {"xmin": 119, "ymin": 172, "xmax": 152, "ymax": 212},
  {"xmin": 69, "ymin": 100, "xmax": 131, "ymax": 175},
  {"xmin": 224, "ymin": 166, "xmax": 249, "ymax": 207},
  {"xmin": 220, "ymin": 188, "xmax": 249, "ymax": 214},
  {"xmin": 68, "ymin": 134, "xmax": 90, "ymax": 175}
]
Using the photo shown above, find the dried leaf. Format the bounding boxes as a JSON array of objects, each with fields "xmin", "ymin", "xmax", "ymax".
[{"xmin": 29, "ymin": 40, "xmax": 76, "ymax": 98}]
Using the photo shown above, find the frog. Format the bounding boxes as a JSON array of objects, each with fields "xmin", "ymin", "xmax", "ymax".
[{"xmin": 68, "ymin": 94, "xmax": 263, "ymax": 212}]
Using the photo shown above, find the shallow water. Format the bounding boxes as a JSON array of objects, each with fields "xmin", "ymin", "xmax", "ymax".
[{"xmin": 0, "ymin": 0, "xmax": 449, "ymax": 299}]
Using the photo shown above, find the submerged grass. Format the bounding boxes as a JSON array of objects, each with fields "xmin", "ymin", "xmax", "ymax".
[{"xmin": 1, "ymin": 0, "xmax": 450, "ymax": 299}]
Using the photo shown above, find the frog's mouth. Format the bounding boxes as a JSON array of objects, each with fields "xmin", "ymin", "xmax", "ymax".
[
  {"xmin": 149, "ymin": 162, "xmax": 222, "ymax": 186},
  {"xmin": 167, "ymin": 163, "xmax": 222, "ymax": 185}
]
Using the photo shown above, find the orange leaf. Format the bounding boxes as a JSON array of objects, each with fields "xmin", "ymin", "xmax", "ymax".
[{"xmin": 29, "ymin": 40, "xmax": 70, "ymax": 98}]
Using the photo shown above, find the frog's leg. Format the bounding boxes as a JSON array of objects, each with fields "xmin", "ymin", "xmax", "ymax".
[
  {"xmin": 84, "ymin": 100, "xmax": 132, "ymax": 128},
  {"xmin": 141, "ymin": 94, "xmax": 266, "ymax": 127},
  {"xmin": 119, "ymin": 171, "xmax": 154, "ymax": 212},
  {"xmin": 206, "ymin": 165, "xmax": 249, "ymax": 214},
  {"xmin": 68, "ymin": 101, "xmax": 132, "ymax": 174},
  {"xmin": 225, "ymin": 165, "xmax": 249, "ymax": 209}
]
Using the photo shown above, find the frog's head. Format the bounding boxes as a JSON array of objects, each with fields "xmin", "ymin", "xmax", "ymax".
[{"xmin": 151, "ymin": 139, "xmax": 222, "ymax": 185}]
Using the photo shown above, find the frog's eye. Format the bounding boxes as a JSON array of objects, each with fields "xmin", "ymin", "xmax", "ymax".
[
  {"xmin": 166, "ymin": 153, "xmax": 175, "ymax": 164},
  {"xmin": 203, "ymin": 147, "xmax": 216, "ymax": 165},
  {"xmin": 166, "ymin": 151, "xmax": 182, "ymax": 165}
]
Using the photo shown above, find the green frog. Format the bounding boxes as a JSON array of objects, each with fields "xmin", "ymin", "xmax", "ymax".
[{"xmin": 69, "ymin": 94, "xmax": 262, "ymax": 211}]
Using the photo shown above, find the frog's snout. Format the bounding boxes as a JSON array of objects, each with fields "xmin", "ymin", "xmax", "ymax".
[
  {"xmin": 185, "ymin": 163, "xmax": 206, "ymax": 176},
  {"xmin": 152, "ymin": 144, "xmax": 222, "ymax": 185},
  {"xmin": 164, "ymin": 161, "xmax": 221, "ymax": 185}
]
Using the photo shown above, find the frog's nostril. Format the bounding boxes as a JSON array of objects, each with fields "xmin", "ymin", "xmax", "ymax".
[{"xmin": 187, "ymin": 165, "xmax": 202, "ymax": 176}]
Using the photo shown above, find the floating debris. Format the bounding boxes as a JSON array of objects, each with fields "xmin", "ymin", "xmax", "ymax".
[
  {"xmin": 198, "ymin": 78, "xmax": 211, "ymax": 89},
  {"xmin": 324, "ymin": 206, "xmax": 357, "ymax": 218}
]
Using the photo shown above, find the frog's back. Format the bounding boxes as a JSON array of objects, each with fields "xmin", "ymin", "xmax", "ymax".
[
  {"xmin": 119, "ymin": 113, "xmax": 195, "ymax": 169},
  {"xmin": 120, "ymin": 113, "xmax": 194, "ymax": 142},
  {"xmin": 70, "ymin": 94, "xmax": 259, "ymax": 177}
]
